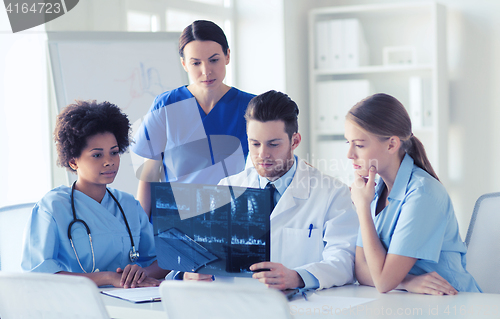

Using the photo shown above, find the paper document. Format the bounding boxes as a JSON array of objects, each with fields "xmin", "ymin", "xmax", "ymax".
[
  {"xmin": 289, "ymin": 293, "xmax": 375, "ymax": 316},
  {"xmin": 101, "ymin": 287, "xmax": 161, "ymax": 303}
]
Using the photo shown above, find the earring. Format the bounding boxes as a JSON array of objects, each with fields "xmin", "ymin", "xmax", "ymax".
[{"xmin": 69, "ymin": 161, "xmax": 77, "ymax": 171}]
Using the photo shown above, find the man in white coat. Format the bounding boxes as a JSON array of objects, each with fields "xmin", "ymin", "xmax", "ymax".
[{"xmin": 185, "ymin": 90, "xmax": 358, "ymax": 290}]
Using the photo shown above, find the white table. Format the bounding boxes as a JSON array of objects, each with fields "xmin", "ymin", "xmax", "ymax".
[
  {"xmin": 288, "ymin": 285, "xmax": 499, "ymax": 318},
  {"xmin": 102, "ymin": 284, "xmax": 500, "ymax": 319}
]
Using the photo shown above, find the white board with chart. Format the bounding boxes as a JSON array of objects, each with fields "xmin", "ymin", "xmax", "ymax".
[{"xmin": 47, "ymin": 31, "xmax": 188, "ymax": 195}]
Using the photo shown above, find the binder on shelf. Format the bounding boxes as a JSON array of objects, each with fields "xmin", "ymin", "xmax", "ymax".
[
  {"xmin": 409, "ymin": 76, "xmax": 423, "ymax": 129},
  {"xmin": 342, "ymin": 19, "xmax": 369, "ymax": 69},
  {"xmin": 409, "ymin": 76, "xmax": 432, "ymax": 129},
  {"xmin": 316, "ymin": 81, "xmax": 334, "ymax": 133},
  {"xmin": 315, "ymin": 18, "xmax": 369, "ymax": 70},
  {"xmin": 330, "ymin": 19, "xmax": 344, "ymax": 69},
  {"xmin": 316, "ymin": 20, "xmax": 331, "ymax": 69},
  {"xmin": 316, "ymin": 80, "xmax": 372, "ymax": 134},
  {"xmin": 422, "ymin": 78, "xmax": 433, "ymax": 127}
]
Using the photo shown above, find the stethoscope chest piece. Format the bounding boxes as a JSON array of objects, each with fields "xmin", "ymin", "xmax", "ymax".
[{"xmin": 130, "ymin": 246, "xmax": 140, "ymax": 262}]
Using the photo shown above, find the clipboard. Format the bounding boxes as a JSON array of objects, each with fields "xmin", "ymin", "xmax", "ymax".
[{"xmin": 101, "ymin": 287, "xmax": 161, "ymax": 303}]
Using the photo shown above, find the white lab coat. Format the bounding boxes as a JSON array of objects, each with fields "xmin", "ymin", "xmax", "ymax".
[{"xmin": 220, "ymin": 157, "xmax": 359, "ymax": 289}]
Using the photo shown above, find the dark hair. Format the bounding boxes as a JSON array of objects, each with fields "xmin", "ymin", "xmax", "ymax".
[
  {"xmin": 346, "ymin": 93, "xmax": 439, "ymax": 181},
  {"xmin": 245, "ymin": 90, "xmax": 299, "ymax": 139},
  {"xmin": 179, "ymin": 20, "xmax": 229, "ymax": 57},
  {"xmin": 54, "ymin": 100, "xmax": 131, "ymax": 171}
]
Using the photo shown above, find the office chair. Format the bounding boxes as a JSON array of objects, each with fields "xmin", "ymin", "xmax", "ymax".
[
  {"xmin": 465, "ymin": 192, "xmax": 500, "ymax": 293},
  {"xmin": 0, "ymin": 272, "xmax": 110, "ymax": 319},
  {"xmin": 160, "ymin": 280, "xmax": 292, "ymax": 319},
  {"xmin": 0, "ymin": 202, "xmax": 35, "ymax": 271}
]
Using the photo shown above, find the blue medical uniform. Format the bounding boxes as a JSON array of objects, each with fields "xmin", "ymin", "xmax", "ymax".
[
  {"xmin": 22, "ymin": 186, "xmax": 156, "ymax": 274},
  {"xmin": 131, "ymin": 86, "xmax": 255, "ymax": 184},
  {"xmin": 356, "ymin": 154, "xmax": 481, "ymax": 292}
]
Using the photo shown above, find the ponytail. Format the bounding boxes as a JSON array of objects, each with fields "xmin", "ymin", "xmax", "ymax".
[
  {"xmin": 347, "ymin": 93, "xmax": 440, "ymax": 182},
  {"xmin": 403, "ymin": 135, "xmax": 439, "ymax": 181}
]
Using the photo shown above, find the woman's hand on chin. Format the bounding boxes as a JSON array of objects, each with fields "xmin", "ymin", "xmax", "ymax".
[{"xmin": 351, "ymin": 165, "xmax": 377, "ymax": 213}]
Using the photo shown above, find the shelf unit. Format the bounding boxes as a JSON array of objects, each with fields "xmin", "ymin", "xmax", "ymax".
[{"xmin": 308, "ymin": 2, "xmax": 448, "ymax": 185}]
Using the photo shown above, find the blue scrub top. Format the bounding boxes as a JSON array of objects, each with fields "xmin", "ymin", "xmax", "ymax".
[
  {"xmin": 22, "ymin": 186, "xmax": 156, "ymax": 274},
  {"xmin": 356, "ymin": 154, "xmax": 481, "ymax": 292},
  {"xmin": 131, "ymin": 86, "xmax": 255, "ymax": 184}
]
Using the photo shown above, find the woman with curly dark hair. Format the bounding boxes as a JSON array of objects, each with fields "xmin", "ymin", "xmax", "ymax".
[{"xmin": 22, "ymin": 100, "xmax": 167, "ymax": 288}]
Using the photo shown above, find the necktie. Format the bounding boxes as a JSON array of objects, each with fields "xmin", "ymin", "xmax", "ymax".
[{"xmin": 265, "ymin": 182, "xmax": 276, "ymax": 213}]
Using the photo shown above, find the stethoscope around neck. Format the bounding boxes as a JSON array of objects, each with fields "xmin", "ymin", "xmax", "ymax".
[{"xmin": 68, "ymin": 182, "xmax": 139, "ymax": 273}]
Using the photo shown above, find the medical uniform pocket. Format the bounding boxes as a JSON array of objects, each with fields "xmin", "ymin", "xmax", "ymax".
[
  {"xmin": 119, "ymin": 234, "xmax": 136, "ymax": 265},
  {"xmin": 281, "ymin": 227, "xmax": 323, "ymax": 269}
]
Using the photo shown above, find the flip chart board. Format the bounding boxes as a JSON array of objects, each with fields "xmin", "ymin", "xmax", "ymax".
[{"xmin": 47, "ymin": 31, "xmax": 188, "ymax": 195}]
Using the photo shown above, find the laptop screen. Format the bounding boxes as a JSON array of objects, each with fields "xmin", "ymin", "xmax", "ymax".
[{"xmin": 151, "ymin": 182, "xmax": 271, "ymax": 277}]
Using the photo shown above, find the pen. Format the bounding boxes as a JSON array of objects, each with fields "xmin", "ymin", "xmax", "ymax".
[
  {"xmin": 308, "ymin": 224, "xmax": 313, "ymax": 237},
  {"xmin": 302, "ymin": 290, "xmax": 308, "ymax": 301}
]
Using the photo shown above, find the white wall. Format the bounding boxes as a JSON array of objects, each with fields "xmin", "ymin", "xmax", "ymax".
[
  {"xmin": 233, "ymin": 0, "xmax": 286, "ymax": 95},
  {"xmin": 235, "ymin": 0, "xmax": 312, "ymax": 159},
  {"xmin": 282, "ymin": 0, "xmax": 316, "ymax": 159},
  {"xmin": 44, "ymin": 0, "xmax": 126, "ymax": 31},
  {"xmin": 0, "ymin": 13, "xmax": 51, "ymax": 207},
  {"xmin": 444, "ymin": 0, "xmax": 500, "ymax": 236}
]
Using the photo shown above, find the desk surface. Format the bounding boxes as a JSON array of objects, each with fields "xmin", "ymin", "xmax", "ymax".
[{"xmin": 102, "ymin": 284, "xmax": 499, "ymax": 319}]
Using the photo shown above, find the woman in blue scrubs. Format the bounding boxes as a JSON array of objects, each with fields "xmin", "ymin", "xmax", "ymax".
[
  {"xmin": 345, "ymin": 93, "xmax": 481, "ymax": 294},
  {"xmin": 22, "ymin": 101, "xmax": 167, "ymax": 288},
  {"xmin": 132, "ymin": 20, "xmax": 255, "ymax": 218}
]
